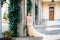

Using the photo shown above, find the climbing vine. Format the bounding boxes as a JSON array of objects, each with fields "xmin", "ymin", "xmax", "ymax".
[
  {"xmin": 27, "ymin": 0, "xmax": 32, "ymax": 13},
  {"xmin": 1, "ymin": 0, "xmax": 6, "ymax": 6},
  {"xmin": 8, "ymin": 0, "xmax": 22, "ymax": 37}
]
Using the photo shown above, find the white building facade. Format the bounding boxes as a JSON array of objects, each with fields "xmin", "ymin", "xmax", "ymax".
[{"xmin": 30, "ymin": 0, "xmax": 60, "ymax": 26}]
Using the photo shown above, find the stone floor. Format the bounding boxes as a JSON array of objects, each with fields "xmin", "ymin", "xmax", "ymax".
[
  {"xmin": 36, "ymin": 25, "xmax": 60, "ymax": 35},
  {"xmin": 43, "ymin": 35, "xmax": 60, "ymax": 40},
  {"xmin": 35, "ymin": 25, "xmax": 60, "ymax": 40},
  {"xmin": 12, "ymin": 37, "xmax": 42, "ymax": 40},
  {"xmin": 3, "ymin": 20, "xmax": 60, "ymax": 40}
]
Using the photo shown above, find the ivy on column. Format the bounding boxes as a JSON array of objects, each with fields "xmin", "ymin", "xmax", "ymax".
[
  {"xmin": 27, "ymin": 0, "xmax": 32, "ymax": 13},
  {"xmin": 8, "ymin": 0, "xmax": 22, "ymax": 37}
]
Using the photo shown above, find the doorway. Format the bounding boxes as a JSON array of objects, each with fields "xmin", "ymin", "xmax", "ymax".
[{"xmin": 49, "ymin": 7, "xmax": 54, "ymax": 20}]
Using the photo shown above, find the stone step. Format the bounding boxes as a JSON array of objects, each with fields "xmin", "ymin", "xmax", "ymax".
[
  {"xmin": 12, "ymin": 37, "xmax": 42, "ymax": 40},
  {"xmin": 36, "ymin": 27, "xmax": 60, "ymax": 35},
  {"xmin": 34, "ymin": 25, "xmax": 60, "ymax": 35},
  {"xmin": 45, "ymin": 21, "xmax": 60, "ymax": 26}
]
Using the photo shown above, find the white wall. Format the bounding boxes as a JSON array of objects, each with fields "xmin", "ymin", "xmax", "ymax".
[
  {"xmin": 42, "ymin": 0, "xmax": 51, "ymax": 2},
  {"xmin": 55, "ymin": 0, "xmax": 60, "ymax": 1},
  {"xmin": 55, "ymin": 2, "xmax": 60, "ymax": 20},
  {"xmin": 42, "ymin": 2, "xmax": 60, "ymax": 20},
  {"xmin": 42, "ymin": 0, "xmax": 60, "ymax": 2},
  {"xmin": 42, "ymin": 2, "xmax": 49, "ymax": 20}
]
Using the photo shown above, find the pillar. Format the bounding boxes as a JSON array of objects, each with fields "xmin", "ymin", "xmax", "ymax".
[
  {"xmin": 38, "ymin": 0, "xmax": 41, "ymax": 24},
  {"xmin": 23, "ymin": 0, "xmax": 27, "ymax": 36},
  {"xmin": 31, "ymin": 0, "xmax": 35, "ymax": 25},
  {"xmin": 39, "ymin": 0, "xmax": 43, "ymax": 24},
  {"xmin": 18, "ymin": 0, "xmax": 26, "ymax": 36},
  {"xmin": 0, "ymin": 0, "xmax": 2, "ymax": 37}
]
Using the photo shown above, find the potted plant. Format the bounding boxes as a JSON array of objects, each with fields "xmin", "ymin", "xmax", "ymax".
[
  {"xmin": 2, "ymin": 30, "xmax": 13, "ymax": 40},
  {"xmin": 3, "ymin": 12, "xmax": 8, "ymax": 22}
]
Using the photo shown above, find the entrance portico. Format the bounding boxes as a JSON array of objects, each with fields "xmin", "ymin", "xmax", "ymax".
[{"xmin": 32, "ymin": 0, "xmax": 60, "ymax": 26}]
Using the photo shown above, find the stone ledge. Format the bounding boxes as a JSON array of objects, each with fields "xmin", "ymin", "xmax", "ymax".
[{"xmin": 12, "ymin": 37, "xmax": 42, "ymax": 40}]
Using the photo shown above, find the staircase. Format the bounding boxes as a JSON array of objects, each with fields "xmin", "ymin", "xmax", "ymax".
[
  {"xmin": 45, "ymin": 21, "xmax": 60, "ymax": 26},
  {"xmin": 35, "ymin": 22, "xmax": 60, "ymax": 40},
  {"xmin": 34, "ymin": 20, "xmax": 60, "ymax": 35}
]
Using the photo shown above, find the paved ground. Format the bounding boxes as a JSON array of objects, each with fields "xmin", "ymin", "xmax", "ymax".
[
  {"xmin": 43, "ymin": 35, "xmax": 60, "ymax": 40},
  {"xmin": 35, "ymin": 21, "xmax": 60, "ymax": 35},
  {"xmin": 36, "ymin": 26, "xmax": 60, "ymax": 35},
  {"xmin": 0, "ymin": 37, "xmax": 42, "ymax": 40},
  {"xmin": 46, "ymin": 21, "xmax": 60, "ymax": 26},
  {"xmin": 1, "ymin": 21, "xmax": 60, "ymax": 40},
  {"xmin": 35, "ymin": 25, "xmax": 60, "ymax": 40},
  {"xmin": 12, "ymin": 37, "xmax": 42, "ymax": 40}
]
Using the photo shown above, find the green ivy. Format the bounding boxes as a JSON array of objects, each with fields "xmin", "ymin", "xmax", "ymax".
[
  {"xmin": 27, "ymin": 0, "xmax": 32, "ymax": 13},
  {"xmin": 1, "ymin": 0, "xmax": 6, "ymax": 6},
  {"xmin": 8, "ymin": 0, "xmax": 22, "ymax": 37}
]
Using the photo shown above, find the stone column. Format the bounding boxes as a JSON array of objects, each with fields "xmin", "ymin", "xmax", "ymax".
[
  {"xmin": 35, "ymin": 0, "xmax": 40, "ymax": 25},
  {"xmin": 39, "ymin": 0, "xmax": 42, "ymax": 24},
  {"xmin": 38, "ymin": 0, "xmax": 40, "ymax": 24},
  {"xmin": 23, "ymin": 0, "xmax": 27, "ymax": 36},
  {"xmin": 0, "ymin": 0, "xmax": 2, "ymax": 37},
  {"xmin": 31, "ymin": 0, "xmax": 35, "ymax": 25},
  {"xmin": 18, "ymin": 0, "xmax": 26, "ymax": 36}
]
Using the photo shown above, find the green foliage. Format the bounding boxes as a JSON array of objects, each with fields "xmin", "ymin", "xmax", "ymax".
[
  {"xmin": 2, "ymin": 30, "xmax": 13, "ymax": 37},
  {"xmin": 1, "ymin": 0, "xmax": 6, "ymax": 6},
  {"xmin": 3, "ymin": 12, "xmax": 8, "ymax": 19},
  {"xmin": 8, "ymin": 0, "xmax": 22, "ymax": 37},
  {"xmin": 27, "ymin": 0, "xmax": 32, "ymax": 13}
]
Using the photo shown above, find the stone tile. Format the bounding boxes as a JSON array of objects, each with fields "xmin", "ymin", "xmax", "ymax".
[
  {"xmin": 29, "ymin": 37, "xmax": 42, "ymax": 40},
  {"xmin": 12, "ymin": 37, "xmax": 42, "ymax": 40}
]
